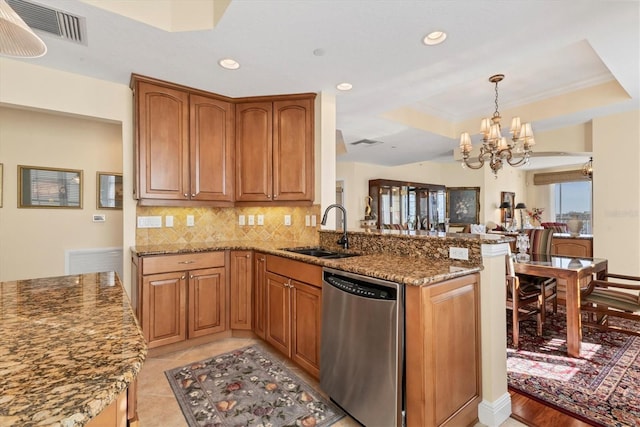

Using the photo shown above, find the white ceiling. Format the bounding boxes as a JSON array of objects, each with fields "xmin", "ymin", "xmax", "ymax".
[{"xmin": 7, "ymin": 0, "xmax": 640, "ymax": 170}]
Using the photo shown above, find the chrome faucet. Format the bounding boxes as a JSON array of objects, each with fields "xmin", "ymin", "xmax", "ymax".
[{"xmin": 321, "ymin": 204, "xmax": 349, "ymax": 249}]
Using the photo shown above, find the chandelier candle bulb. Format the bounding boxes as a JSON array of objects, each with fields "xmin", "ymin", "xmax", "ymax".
[{"xmin": 510, "ymin": 117, "xmax": 521, "ymax": 136}]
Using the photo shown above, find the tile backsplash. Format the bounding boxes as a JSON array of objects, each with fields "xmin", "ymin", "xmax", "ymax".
[{"xmin": 136, "ymin": 205, "xmax": 321, "ymax": 246}]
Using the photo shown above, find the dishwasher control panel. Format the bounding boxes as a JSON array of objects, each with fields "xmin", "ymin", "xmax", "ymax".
[{"xmin": 323, "ymin": 271, "xmax": 397, "ymax": 300}]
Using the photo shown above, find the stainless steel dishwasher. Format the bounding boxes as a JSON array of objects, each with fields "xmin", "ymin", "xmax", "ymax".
[{"xmin": 320, "ymin": 267, "xmax": 404, "ymax": 427}]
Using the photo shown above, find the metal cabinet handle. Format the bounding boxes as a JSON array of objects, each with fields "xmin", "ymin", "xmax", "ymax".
[
  {"xmin": 184, "ymin": 193, "xmax": 188, "ymax": 198},
  {"xmin": 178, "ymin": 260, "xmax": 195, "ymax": 264},
  {"xmin": 267, "ymin": 194, "xmax": 271, "ymax": 199},
  {"xmin": 190, "ymin": 274, "xmax": 194, "ymax": 279},
  {"xmin": 246, "ymin": 254, "xmax": 250, "ymax": 258},
  {"xmin": 191, "ymin": 193, "xmax": 196, "ymax": 197},
  {"xmin": 181, "ymin": 275, "xmax": 186, "ymax": 280}
]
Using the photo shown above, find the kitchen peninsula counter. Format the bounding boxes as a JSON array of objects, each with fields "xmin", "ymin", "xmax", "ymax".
[
  {"xmin": 0, "ymin": 272, "xmax": 147, "ymax": 427},
  {"xmin": 131, "ymin": 228, "xmax": 507, "ymax": 286}
]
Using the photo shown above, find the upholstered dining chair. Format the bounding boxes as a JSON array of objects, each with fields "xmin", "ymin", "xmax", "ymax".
[
  {"xmin": 519, "ymin": 228, "xmax": 558, "ymax": 323},
  {"xmin": 581, "ymin": 272, "xmax": 640, "ymax": 336},
  {"xmin": 506, "ymin": 253, "xmax": 543, "ymax": 346}
]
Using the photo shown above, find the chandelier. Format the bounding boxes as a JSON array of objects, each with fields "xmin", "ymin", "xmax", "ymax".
[
  {"xmin": 459, "ymin": 74, "xmax": 535, "ymax": 176},
  {"xmin": 582, "ymin": 157, "xmax": 593, "ymax": 178}
]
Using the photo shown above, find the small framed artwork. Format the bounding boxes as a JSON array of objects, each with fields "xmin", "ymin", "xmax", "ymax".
[
  {"xmin": 447, "ymin": 187, "xmax": 480, "ymax": 226},
  {"xmin": 18, "ymin": 165, "xmax": 83, "ymax": 209},
  {"xmin": 501, "ymin": 191, "xmax": 515, "ymax": 225},
  {"xmin": 97, "ymin": 172, "xmax": 123, "ymax": 209}
]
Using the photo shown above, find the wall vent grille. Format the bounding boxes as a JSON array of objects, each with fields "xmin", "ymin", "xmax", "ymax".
[{"xmin": 7, "ymin": 0, "xmax": 87, "ymax": 45}]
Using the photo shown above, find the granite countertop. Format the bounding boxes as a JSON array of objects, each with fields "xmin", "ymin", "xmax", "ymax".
[
  {"xmin": 132, "ymin": 239, "xmax": 483, "ymax": 286},
  {"xmin": 0, "ymin": 272, "xmax": 147, "ymax": 427}
]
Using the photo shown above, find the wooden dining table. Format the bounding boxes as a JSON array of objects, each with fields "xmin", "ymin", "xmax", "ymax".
[{"xmin": 514, "ymin": 253, "xmax": 608, "ymax": 357}]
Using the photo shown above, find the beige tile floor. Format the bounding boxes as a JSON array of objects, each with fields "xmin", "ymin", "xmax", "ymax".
[{"xmin": 137, "ymin": 337, "xmax": 525, "ymax": 427}]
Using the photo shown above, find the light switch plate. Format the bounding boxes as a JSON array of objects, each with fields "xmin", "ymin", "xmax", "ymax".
[
  {"xmin": 238, "ymin": 215, "xmax": 245, "ymax": 226},
  {"xmin": 284, "ymin": 215, "xmax": 291, "ymax": 226},
  {"xmin": 186, "ymin": 215, "xmax": 195, "ymax": 227},
  {"xmin": 305, "ymin": 215, "xmax": 311, "ymax": 226},
  {"xmin": 257, "ymin": 214, "xmax": 264, "ymax": 225},
  {"xmin": 248, "ymin": 215, "xmax": 255, "ymax": 226},
  {"xmin": 311, "ymin": 215, "xmax": 317, "ymax": 227},
  {"xmin": 165, "ymin": 216, "xmax": 173, "ymax": 227}
]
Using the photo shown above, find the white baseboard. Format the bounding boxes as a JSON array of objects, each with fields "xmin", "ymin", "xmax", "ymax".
[{"xmin": 478, "ymin": 392, "xmax": 512, "ymax": 426}]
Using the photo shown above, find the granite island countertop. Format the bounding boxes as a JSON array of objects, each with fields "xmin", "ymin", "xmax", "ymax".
[
  {"xmin": 0, "ymin": 272, "xmax": 147, "ymax": 427},
  {"xmin": 131, "ymin": 231, "xmax": 494, "ymax": 286}
]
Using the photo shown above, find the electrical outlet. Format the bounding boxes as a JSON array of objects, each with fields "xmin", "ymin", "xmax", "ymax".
[
  {"xmin": 92, "ymin": 214, "xmax": 106, "ymax": 223},
  {"xmin": 186, "ymin": 215, "xmax": 195, "ymax": 227},
  {"xmin": 305, "ymin": 215, "xmax": 311, "ymax": 226},
  {"xmin": 257, "ymin": 214, "xmax": 264, "ymax": 225},
  {"xmin": 137, "ymin": 216, "xmax": 162, "ymax": 228},
  {"xmin": 284, "ymin": 215, "xmax": 291, "ymax": 226},
  {"xmin": 449, "ymin": 247, "xmax": 469, "ymax": 260},
  {"xmin": 165, "ymin": 216, "xmax": 173, "ymax": 227},
  {"xmin": 311, "ymin": 215, "xmax": 317, "ymax": 227},
  {"xmin": 238, "ymin": 215, "xmax": 245, "ymax": 226},
  {"xmin": 248, "ymin": 215, "xmax": 255, "ymax": 225}
]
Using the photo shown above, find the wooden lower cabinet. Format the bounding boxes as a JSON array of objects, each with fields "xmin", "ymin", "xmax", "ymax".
[
  {"xmin": 551, "ymin": 236, "xmax": 593, "ymax": 257},
  {"xmin": 265, "ymin": 255, "xmax": 322, "ymax": 378},
  {"xmin": 253, "ymin": 253, "xmax": 267, "ymax": 339},
  {"xmin": 134, "ymin": 251, "xmax": 227, "ymax": 349},
  {"xmin": 230, "ymin": 250, "xmax": 253, "ymax": 330},
  {"xmin": 87, "ymin": 390, "xmax": 128, "ymax": 427},
  {"xmin": 405, "ymin": 273, "xmax": 481, "ymax": 427}
]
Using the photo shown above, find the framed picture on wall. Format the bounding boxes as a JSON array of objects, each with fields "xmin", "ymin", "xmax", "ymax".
[
  {"xmin": 97, "ymin": 172, "xmax": 123, "ymax": 209},
  {"xmin": 501, "ymin": 191, "xmax": 515, "ymax": 225},
  {"xmin": 18, "ymin": 165, "xmax": 83, "ymax": 209},
  {"xmin": 447, "ymin": 187, "xmax": 480, "ymax": 226}
]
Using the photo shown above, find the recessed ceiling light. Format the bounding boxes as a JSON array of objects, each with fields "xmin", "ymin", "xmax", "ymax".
[
  {"xmin": 336, "ymin": 82, "xmax": 353, "ymax": 91},
  {"xmin": 219, "ymin": 58, "xmax": 240, "ymax": 70},
  {"xmin": 423, "ymin": 31, "xmax": 447, "ymax": 46}
]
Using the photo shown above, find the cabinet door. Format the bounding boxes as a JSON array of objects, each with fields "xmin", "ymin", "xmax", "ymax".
[
  {"xmin": 229, "ymin": 251, "xmax": 253, "ymax": 330},
  {"xmin": 253, "ymin": 253, "xmax": 267, "ymax": 339},
  {"xmin": 405, "ymin": 273, "xmax": 481, "ymax": 427},
  {"xmin": 142, "ymin": 271, "xmax": 187, "ymax": 348},
  {"xmin": 188, "ymin": 267, "xmax": 227, "ymax": 338},
  {"xmin": 291, "ymin": 280, "xmax": 321, "ymax": 378},
  {"xmin": 135, "ymin": 81, "xmax": 189, "ymax": 200},
  {"xmin": 235, "ymin": 102, "xmax": 273, "ymax": 201},
  {"xmin": 272, "ymin": 98, "xmax": 314, "ymax": 201},
  {"xmin": 190, "ymin": 94, "xmax": 235, "ymax": 201},
  {"xmin": 265, "ymin": 271, "xmax": 291, "ymax": 357}
]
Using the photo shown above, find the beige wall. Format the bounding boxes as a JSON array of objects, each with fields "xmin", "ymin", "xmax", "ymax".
[
  {"xmin": 0, "ymin": 58, "xmax": 135, "ymax": 292},
  {"xmin": 592, "ymin": 110, "xmax": 640, "ymax": 275},
  {"xmin": 0, "ymin": 107, "xmax": 123, "ymax": 281}
]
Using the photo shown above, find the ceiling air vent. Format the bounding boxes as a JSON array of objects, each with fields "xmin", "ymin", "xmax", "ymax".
[{"xmin": 7, "ymin": 0, "xmax": 87, "ymax": 45}]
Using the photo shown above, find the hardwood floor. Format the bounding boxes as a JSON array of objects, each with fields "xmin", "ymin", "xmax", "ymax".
[{"xmin": 510, "ymin": 389, "xmax": 593, "ymax": 427}]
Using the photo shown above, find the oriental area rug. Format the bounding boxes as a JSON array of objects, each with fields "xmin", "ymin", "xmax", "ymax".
[
  {"xmin": 165, "ymin": 345, "xmax": 345, "ymax": 427},
  {"xmin": 507, "ymin": 306, "xmax": 640, "ymax": 427}
]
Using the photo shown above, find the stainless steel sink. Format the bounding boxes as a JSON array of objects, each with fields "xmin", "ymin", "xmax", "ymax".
[{"xmin": 281, "ymin": 247, "xmax": 359, "ymax": 259}]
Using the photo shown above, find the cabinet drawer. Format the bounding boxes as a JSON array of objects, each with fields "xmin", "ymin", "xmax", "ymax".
[
  {"xmin": 142, "ymin": 252, "xmax": 225, "ymax": 275},
  {"xmin": 266, "ymin": 255, "xmax": 321, "ymax": 287}
]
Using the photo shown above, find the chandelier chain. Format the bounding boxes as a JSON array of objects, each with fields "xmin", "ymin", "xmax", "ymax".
[{"xmin": 493, "ymin": 80, "xmax": 500, "ymax": 119}]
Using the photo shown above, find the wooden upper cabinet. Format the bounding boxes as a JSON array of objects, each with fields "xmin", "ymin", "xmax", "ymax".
[
  {"xmin": 132, "ymin": 75, "xmax": 235, "ymax": 205},
  {"xmin": 235, "ymin": 102, "xmax": 273, "ymax": 202},
  {"xmin": 190, "ymin": 94, "xmax": 235, "ymax": 202},
  {"xmin": 235, "ymin": 96, "xmax": 315, "ymax": 203},
  {"xmin": 135, "ymin": 81, "xmax": 189, "ymax": 201},
  {"xmin": 273, "ymin": 99, "xmax": 314, "ymax": 201}
]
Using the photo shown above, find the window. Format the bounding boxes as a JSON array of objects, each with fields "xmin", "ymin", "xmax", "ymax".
[{"xmin": 554, "ymin": 181, "xmax": 592, "ymax": 233}]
